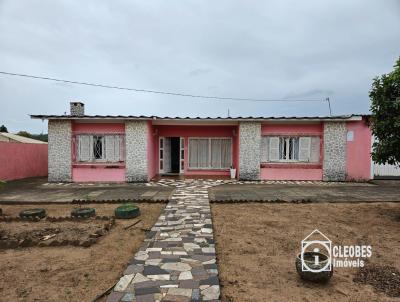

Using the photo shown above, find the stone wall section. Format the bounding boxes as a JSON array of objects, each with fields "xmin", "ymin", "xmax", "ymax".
[
  {"xmin": 239, "ymin": 122, "xmax": 261, "ymax": 180},
  {"xmin": 323, "ymin": 122, "xmax": 347, "ymax": 181},
  {"xmin": 125, "ymin": 121, "xmax": 148, "ymax": 182},
  {"xmin": 48, "ymin": 120, "xmax": 72, "ymax": 182}
]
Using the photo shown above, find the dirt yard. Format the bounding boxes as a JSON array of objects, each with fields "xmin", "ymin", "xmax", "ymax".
[
  {"xmin": 0, "ymin": 203, "xmax": 164, "ymax": 302},
  {"xmin": 212, "ymin": 202, "xmax": 400, "ymax": 302}
]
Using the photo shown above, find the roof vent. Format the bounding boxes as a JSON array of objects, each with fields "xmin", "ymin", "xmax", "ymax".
[{"xmin": 70, "ymin": 102, "xmax": 85, "ymax": 116}]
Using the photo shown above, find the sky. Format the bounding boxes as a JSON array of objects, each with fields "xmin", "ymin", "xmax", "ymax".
[{"xmin": 0, "ymin": 0, "xmax": 399, "ymax": 133}]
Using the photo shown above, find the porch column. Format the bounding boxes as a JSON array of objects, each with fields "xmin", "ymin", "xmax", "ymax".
[
  {"xmin": 239, "ymin": 122, "xmax": 261, "ymax": 180},
  {"xmin": 48, "ymin": 120, "xmax": 72, "ymax": 182},
  {"xmin": 125, "ymin": 121, "xmax": 148, "ymax": 182},
  {"xmin": 323, "ymin": 122, "xmax": 347, "ymax": 181}
]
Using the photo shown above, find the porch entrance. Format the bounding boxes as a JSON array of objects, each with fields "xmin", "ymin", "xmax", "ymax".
[{"xmin": 159, "ymin": 137, "xmax": 184, "ymax": 175}]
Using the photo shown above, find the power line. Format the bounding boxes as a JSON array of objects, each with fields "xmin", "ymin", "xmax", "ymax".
[{"xmin": 0, "ymin": 71, "xmax": 327, "ymax": 103}]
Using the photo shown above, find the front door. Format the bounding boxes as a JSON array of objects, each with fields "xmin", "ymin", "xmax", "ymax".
[
  {"xmin": 159, "ymin": 137, "xmax": 182, "ymax": 175},
  {"xmin": 170, "ymin": 137, "xmax": 180, "ymax": 173}
]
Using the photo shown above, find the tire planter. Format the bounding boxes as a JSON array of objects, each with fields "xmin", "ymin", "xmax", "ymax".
[
  {"xmin": 295, "ymin": 252, "xmax": 333, "ymax": 283},
  {"xmin": 115, "ymin": 204, "xmax": 140, "ymax": 219},
  {"xmin": 19, "ymin": 208, "xmax": 46, "ymax": 219},
  {"xmin": 71, "ymin": 207, "xmax": 96, "ymax": 218}
]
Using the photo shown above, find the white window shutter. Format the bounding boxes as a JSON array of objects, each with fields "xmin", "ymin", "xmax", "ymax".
[
  {"xmin": 78, "ymin": 135, "xmax": 91, "ymax": 161},
  {"xmin": 119, "ymin": 136, "xmax": 124, "ymax": 161},
  {"xmin": 260, "ymin": 137, "xmax": 269, "ymax": 162},
  {"xmin": 310, "ymin": 136, "xmax": 320, "ymax": 163},
  {"xmin": 105, "ymin": 135, "xmax": 116, "ymax": 162},
  {"xmin": 299, "ymin": 137, "xmax": 311, "ymax": 161},
  {"xmin": 269, "ymin": 137, "xmax": 279, "ymax": 161},
  {"xmin": 114, "ymin": 135, "xmax": 121, "ymax": 162},
  {"xmin": 89, "ymin": 136, "xmax": 94, "ymax": 160},
  {"xmin": 101, "ymin": 136, "xmax": 105, "ymax": 159}
]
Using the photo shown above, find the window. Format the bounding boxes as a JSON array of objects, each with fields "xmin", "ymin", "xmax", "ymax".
[
  {"xmin": 261, "ymin": 136, "xmax": 320, "ymax": 163},
  {"xmin": 75, "ymin": 134, "xmax": 124, "ymax": 163},
  {"xmin": 188, "ymin": 138, "xmax": 232, "ymax": 169},
  {"xmin": 93, "ymin": 135, "xmax": 104, "ymax": 159},
  {"xmin": 279, "ymin": 137, "xmax": 299, "ymax": 160}
]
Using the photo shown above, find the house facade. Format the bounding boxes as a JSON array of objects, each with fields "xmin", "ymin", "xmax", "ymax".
[{"xmin": 31, "ymin": 102, "xmax": 372, "ymax": 182}]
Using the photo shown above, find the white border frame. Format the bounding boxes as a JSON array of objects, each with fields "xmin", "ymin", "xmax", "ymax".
[
  {"xmin": 159, "ymin": 137, "xmax": 164, "ymax": 173},
  {"xmin": 179, "ymin": 137, "xmax": 185, "ymax": 173}
]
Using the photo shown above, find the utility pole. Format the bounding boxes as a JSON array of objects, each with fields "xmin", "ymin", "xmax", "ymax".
[{"xmin": 326, "ymin": 97, "xmax": 332, "ymax": 116}]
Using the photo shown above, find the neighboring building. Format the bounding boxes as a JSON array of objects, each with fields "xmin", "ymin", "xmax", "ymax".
[
  {"xmin": 0, "ymin": 133, "xmax": 48, "ymax": 181},
  {"xmin": 31, "ymin": 102, "xmax": 372, "ymax": 182},
  {"xmin": 0, "ymin": 132, "xmax": 47, "ymax": 144}
]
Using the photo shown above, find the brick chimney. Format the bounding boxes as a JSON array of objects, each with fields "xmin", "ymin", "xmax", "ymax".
[{"xmin": 70, "ymin": 102, "xmax": 85, "ymax": 116}]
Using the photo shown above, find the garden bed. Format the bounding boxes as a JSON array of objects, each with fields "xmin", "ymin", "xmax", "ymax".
[
  {"xmin": 0, "ymin": 218, "xmax": 114, "ymax": 249},
  {"xmin": 211, "ymin": 202, "xmax": 400, "ymax": 302},
  {"xmin": 0, "ymin": 203, "xmax": 164, "ymax": 301}
]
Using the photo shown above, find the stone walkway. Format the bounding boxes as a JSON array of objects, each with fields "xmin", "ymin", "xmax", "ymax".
[{"xmin": 107, "ymin": 179, "xmax": 223, "ymax": 302}]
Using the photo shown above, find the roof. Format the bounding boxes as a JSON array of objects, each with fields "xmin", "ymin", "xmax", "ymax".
[
  {"xmin": 0, "ymin": 132, "xmax": 47, "ymax": 144},
  {"xmin": 30, "ymin": 114, "xmax": 368, "ymax": 122}
]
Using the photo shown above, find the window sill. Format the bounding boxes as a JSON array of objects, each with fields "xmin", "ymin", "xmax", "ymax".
[
  {"xmin": 73, "ymin": 163, "xmax": 125, "ymax": 168},
  {"xmin": 261, "ymin": 162, "xmax": 322, "ymax": 169},
  {"xmin": 187, "ymin": 168, "xmax": 230, "ymax": 171}
]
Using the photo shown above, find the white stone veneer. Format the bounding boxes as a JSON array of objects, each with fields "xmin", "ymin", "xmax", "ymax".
[
  {"xmin": 323, "ymin": 122, "xmax": 347, "ymax": 181},
  {"xmin": 125, "ymin": 121, "xmax": 148, "ymax": 182},
  {"xmin": 48, "ymin": 120, "xmax": 72, "ymax": 182},
  {"xmin": 239, "ymin": 122, "xmax": 261, "ymax": 180}
]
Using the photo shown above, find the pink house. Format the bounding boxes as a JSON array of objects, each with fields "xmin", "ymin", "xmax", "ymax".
[{"xmin": 31, "ymin": 102, "xmax": 372, "ymax": 182}]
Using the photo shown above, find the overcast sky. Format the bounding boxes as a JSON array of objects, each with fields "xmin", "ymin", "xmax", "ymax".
[{"xmin": 1, "ymin": 0, "xmax": 399, "ymax": 133}]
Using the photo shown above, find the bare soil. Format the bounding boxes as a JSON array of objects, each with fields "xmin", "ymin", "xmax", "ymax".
[
  {"xmin": 0, "ymin": 203, "xmax": 164, "ymax": 302},
  {"xmin": 0, "ymin": 219, "xmax": 113, "ymax": 249},
  {"xmin": 211, "ymin": 202, "xmax": 400, "ymax": 302},
  {"xmin": 354, "ymin": 263, "xmax": 400, "ymax": 297}
]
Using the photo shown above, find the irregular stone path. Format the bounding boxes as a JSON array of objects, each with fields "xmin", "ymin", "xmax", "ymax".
[{"xmin": 107, "ymin": 179, "xmax": 223, "ymax": 302}]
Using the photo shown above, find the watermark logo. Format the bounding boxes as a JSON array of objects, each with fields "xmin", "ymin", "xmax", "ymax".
[
  {"xmin": 301, "ymin": 229, "xmax": 332, "ymax": 272},
  {"xmin": 300, "ymin": 229, "xmax": 372, "ymax": 271}
]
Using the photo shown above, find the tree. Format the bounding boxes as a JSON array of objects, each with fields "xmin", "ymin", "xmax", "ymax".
[
  {"xmin": 370, "ymin": 57, "xmax": 400, "ymax": 166},
  {"xmin": 0, "ymin": 125, "xmax": 8, "ymax": 132},
  {"xmin": 16, "ymin": 131, "xmax": 48, "ymax": 142},
  {"xmin": 17, "ymin": 131, "xmax": 32, "ymax": 138}
]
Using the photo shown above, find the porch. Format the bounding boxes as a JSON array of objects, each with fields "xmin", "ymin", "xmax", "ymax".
[{"xmin": 148, "ymin": 124, "xmax": 240, "ymax": 180}]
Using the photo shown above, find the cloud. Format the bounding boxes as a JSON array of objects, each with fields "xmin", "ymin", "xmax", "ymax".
[
  {"xmin": 188, "ymin": 68, "xmax": 213, "ymax": 77},
  {"xmin": 284, "ymin": 89, "xmax": 335, "ymax": 99},
  {"xmin": 0, "ymin": 0, "xmax": 399, "ymax": 132}
]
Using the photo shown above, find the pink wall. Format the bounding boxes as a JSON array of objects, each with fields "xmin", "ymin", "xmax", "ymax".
[
  {"xmin": 0, "ymin": 142, "xmax": 48, "ymax": 181},
  {"xmin": 72, "ymin": 166, "xmax": 126, "ymax": 182},
  {"xmin": 346, "ymin": 119, "xmax": 372, "ymax": 180},
  {"xmin": 71, "ymin": 122, "xmax": 126, "ymax": 182},
  {"xmin": 260, "ymin": 123, "xmax": 323, "ymax": 180},
  {"xmin": 153, "ymin": 125, "xmax": 239, "ymax": 176},
  {"xmin": 72, "ymin": 122, "xmax": 125, "ymax": 134},
  {"xmin": 147, "ymin": 121, "xmax": 157, "ymax": 180},
  {"xmin": 261, "ymin": 167, "xmax": 323, "ymax": 180},
  {"xmin": 261, "ymin": 123, "xmax": 323, "ymax": 135}
]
